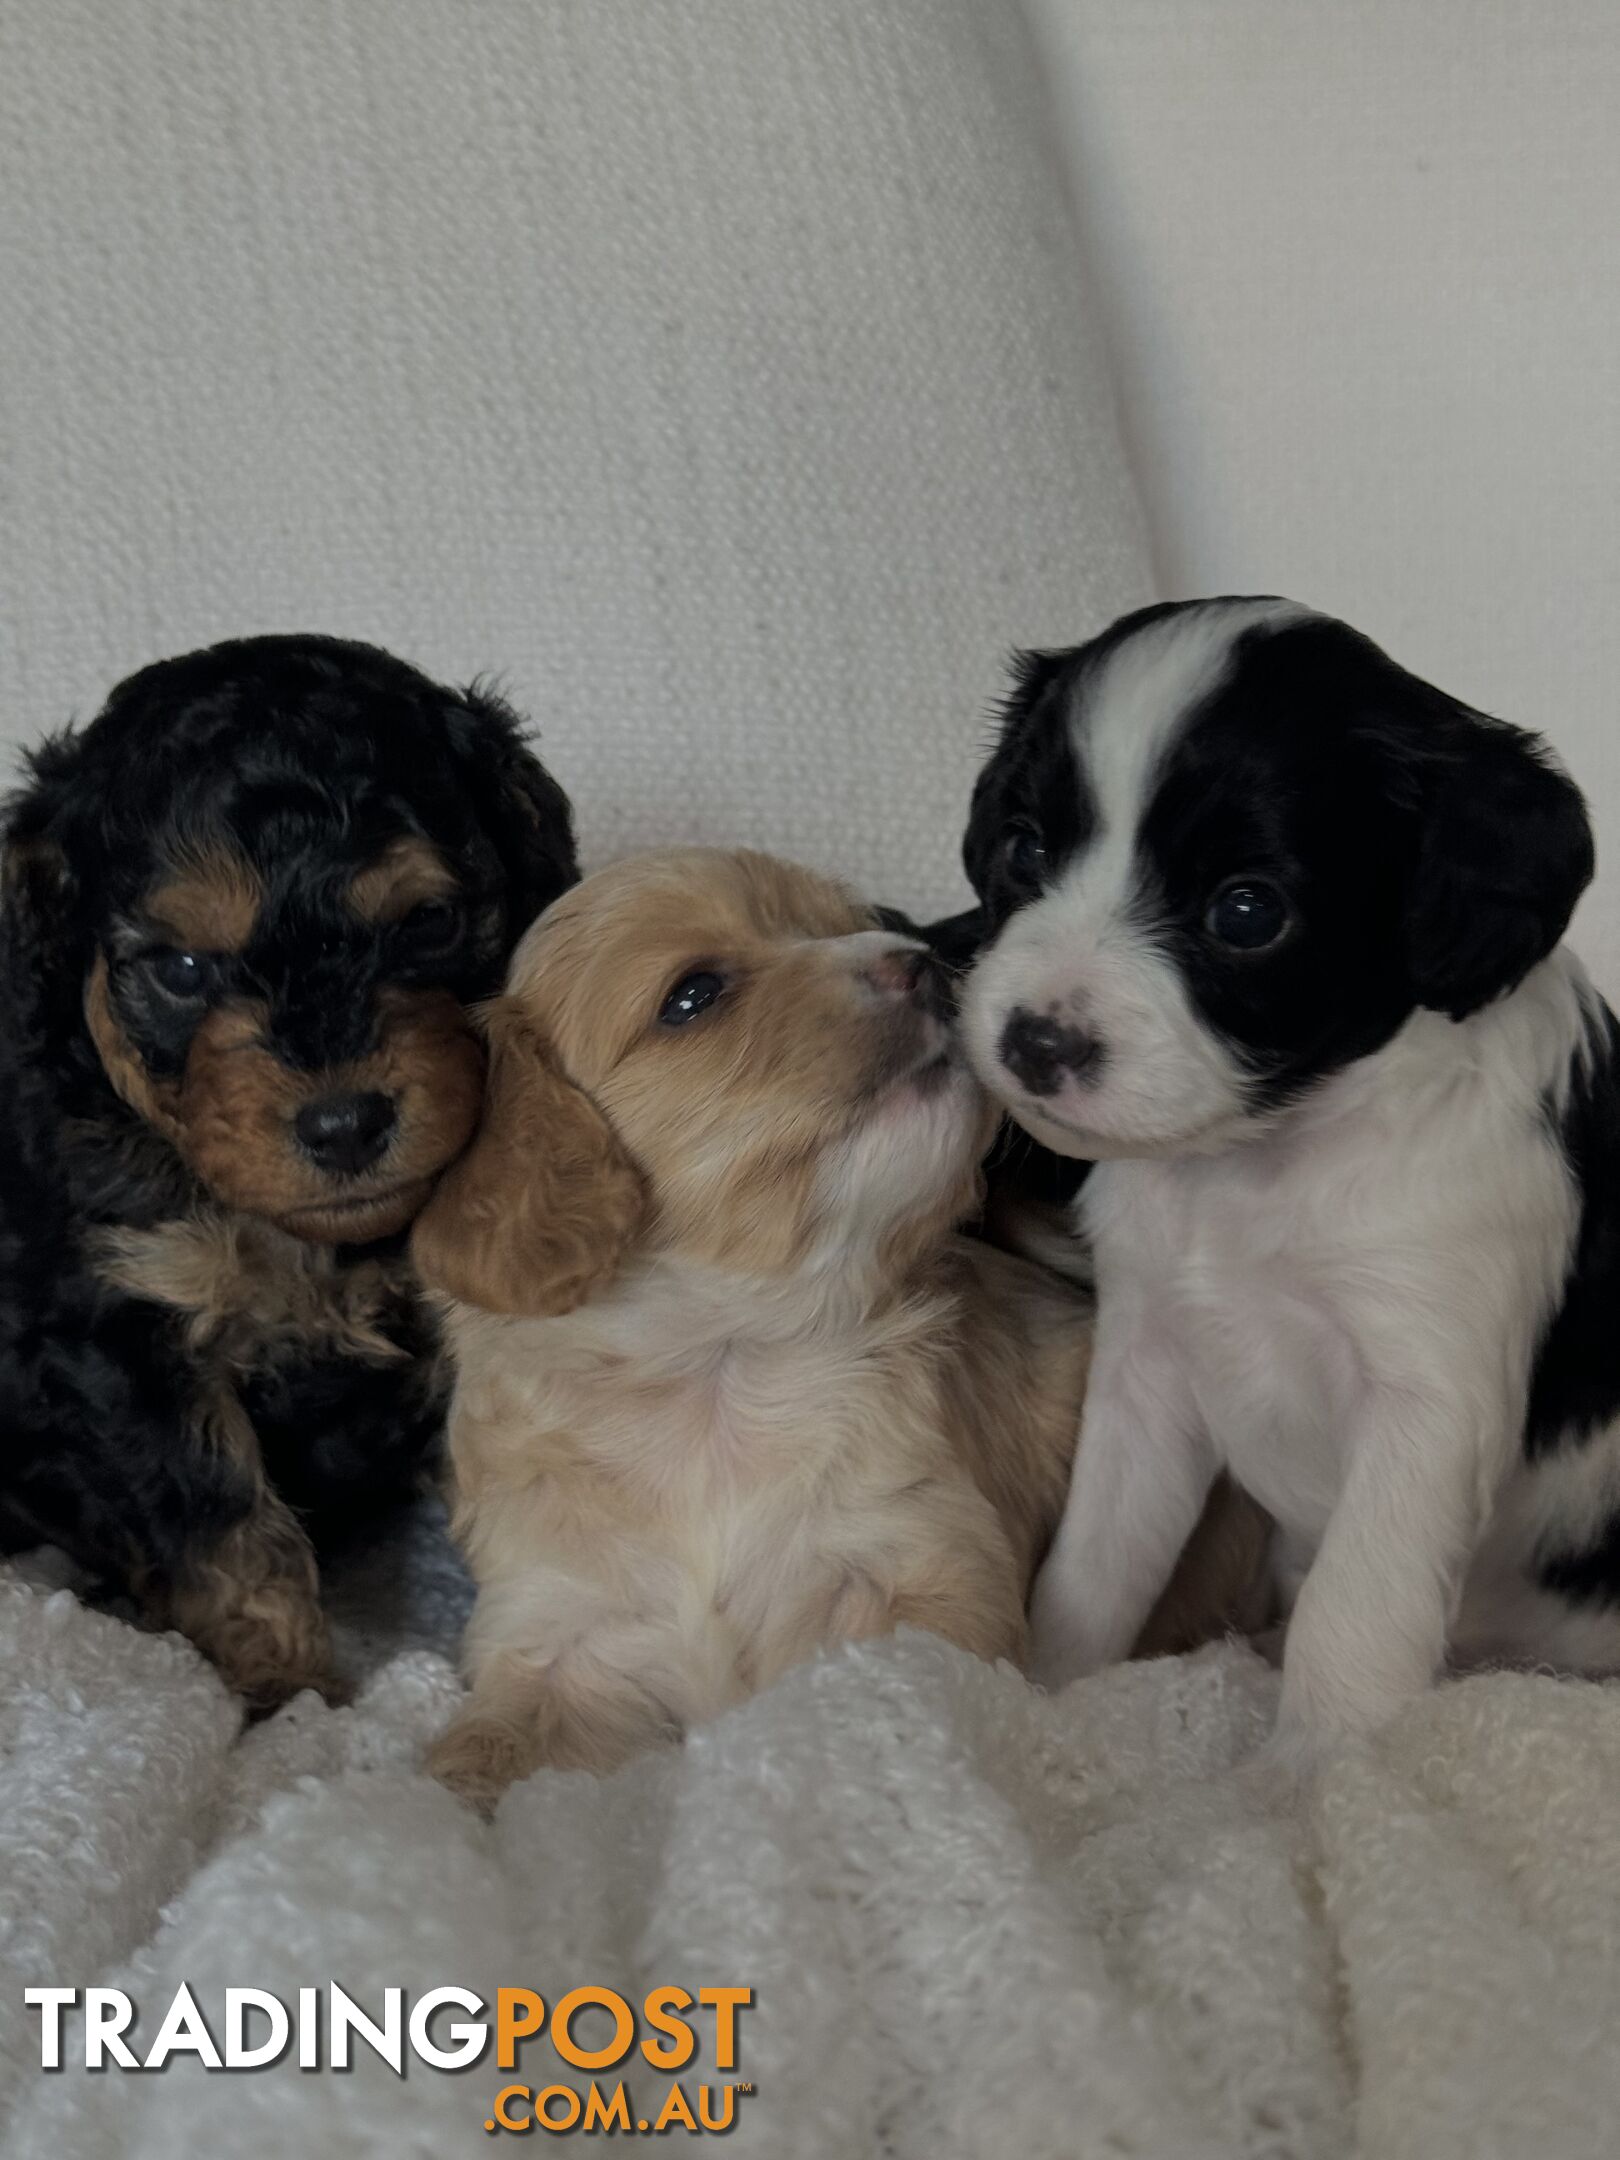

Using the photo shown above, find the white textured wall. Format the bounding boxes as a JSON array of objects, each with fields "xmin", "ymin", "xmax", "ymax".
[
  {"xmin": 1024, "ymin": 0, "xmax": 1620, "ymax": 989},
  {"xmin": 0, "ymin": 0, "xmax": 1151, "ymax": 922}
]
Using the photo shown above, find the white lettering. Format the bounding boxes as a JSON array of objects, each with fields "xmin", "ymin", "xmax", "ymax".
[
  {"xmin": 24, "ymin": 1987, "xmax": 77, "ymax": 2069},
  {"xmin": 225, "ymin": 1988, "xmax": 289, "ymax": 2069},
  {"xmin": 86, "ymin": 1989, "xmax": 138, "ymax": 2071},
  {"xmin": 330, "ymin": 1984, "xmax": 403, "ymax": 2073},
  {"xmin": 408, "ymin": 1986, "xmax": 487, "ymax": 2070},
  {"xmin": 143, "ymin": 1982, "xmax": 222, "ymax": 2070}
]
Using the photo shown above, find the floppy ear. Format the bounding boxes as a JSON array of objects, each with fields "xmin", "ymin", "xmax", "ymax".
[
  {"xmin": 411, "ymin": 999, "xmax": 646, "ymax": 1318},
  {"xmin": 1402, "ymin": 711, "xmax": 1592, "ymax": 1022},
  {"xmin": 446, "ymin": 684, "xmax": 579, "ymax": 931},
  {"xmin": 1, "ymin": 730, "xmax": 90, "ymax": 1043},
  {"xmin": 961, "ymin": 649, "xmax": 1068, "ymax": 900}
]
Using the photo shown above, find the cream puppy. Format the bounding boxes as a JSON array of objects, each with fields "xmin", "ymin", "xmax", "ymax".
[{"xmin": 413, "ymin": 849, "xmax": 1258, "ymax": 1803}]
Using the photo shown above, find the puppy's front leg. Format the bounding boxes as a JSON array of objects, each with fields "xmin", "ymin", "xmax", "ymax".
[
  {"xmin": 1029, "ymin": 1315, "xmax": 1214, "ymax": 1691},
  {"xmin": 164, "ymin": 1493, "xmax": 332, "ymax": 1712},
  {"xmin": 1272, "ymin": 1383, "xmax": 1506, "ymax": 1766},
  {"xmin": 881, "ymin": 1526, "xmax": 1030, "ymax": 1669},
  {"xmin": 431, "ymin": 1649, "xmax": 681, "ymax": 1809},
  {"xmin": 107, "ymin": 1376, "xmax": 334, "ymax": 1709}
]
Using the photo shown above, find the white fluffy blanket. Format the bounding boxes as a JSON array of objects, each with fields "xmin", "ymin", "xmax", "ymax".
[{"xmin": 2, "ymin": 1522, "xmax": 1618, "ymax": 2160}]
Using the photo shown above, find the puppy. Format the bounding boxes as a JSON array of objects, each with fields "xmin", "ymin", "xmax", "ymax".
[
  {"xmin": 413, "ymin": 848, "xmax": 1258, "ymax": 1804},
  {"xmin": 957, "ymin": 596, "xmax": 1615, "ymax": 1762},
  {"xmin": 0, "ymin": 635, "xmax": 577, "ymax": 1705}
]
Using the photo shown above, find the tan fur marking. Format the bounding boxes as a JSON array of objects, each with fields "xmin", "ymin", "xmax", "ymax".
[
  {"xmin": 163, "ymin": 1514, "xmax": 333, "ymax": 1709},
  {"xmin": 92, "ymin": 982, "xmax": 484, "ymax": 1239},
  {"xmin": 87, "ymin": 945, "xmax": 483, "ymax": 1237},
  {"xmin": 347, "ymin": 836, "xmax": 459, "ymax": 925},
  {"xmin": 84, "ymin": 953, "xmax": 185, "ymax": 1139},
  {"xmin": 95, "ymin": 1230, "xmax": 437, "ymax": 1703},
  {"xmin": 95, "ymin": 1214, "xmax": 412, "ymax": 1368},
  {"xmin": 146, "ymin": 845, "xmax": 264, "ymax": 953},
  {"xmin": 141, "ymin": 1387, "xmax": 334, "ymax": 1709}
]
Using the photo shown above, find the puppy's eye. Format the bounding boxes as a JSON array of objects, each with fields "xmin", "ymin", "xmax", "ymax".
[
  {"xmin": 659, "ymin": 971, "xmax": 726, "ymax": 1027},
  {"xmin": 146, "ymin": 947, "xmax": 214, "ymax": 1000},
  {"xmin": 1205, "ymin": 880, "xmax": 1292, "ymax": 952},
  {"xmin": 398, "ymin": 897, "xmax": 463, "ymax": 957},
  {"xmin": 1002, "ymin": 824, "xmax": 1047, "ymax": 888}
]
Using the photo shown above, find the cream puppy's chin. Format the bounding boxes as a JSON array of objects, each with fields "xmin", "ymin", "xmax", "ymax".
[{"xmin": 409, "ymin": 847, "xmax": 1088, "ymax": 1809}]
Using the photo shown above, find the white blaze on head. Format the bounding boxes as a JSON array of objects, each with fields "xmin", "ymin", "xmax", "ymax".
[{"xmin": 963, "ymin": 599, "xmax": 1309, "ymax": 1158}]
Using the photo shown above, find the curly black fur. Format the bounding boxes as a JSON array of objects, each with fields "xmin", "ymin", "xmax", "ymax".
[{"xmin": 0, "ymin": 634, "xmax": 577, "ymax": 1701}]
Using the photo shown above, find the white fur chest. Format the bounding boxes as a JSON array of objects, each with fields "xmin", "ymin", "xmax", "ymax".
[
  {"xmin": 1081, "ymin": 982, "xmax": 1585, "ymax": 1551},
  {"xmin": 1086, "ymin": 1151, "xmax": 1371, "ymax": 1538}
]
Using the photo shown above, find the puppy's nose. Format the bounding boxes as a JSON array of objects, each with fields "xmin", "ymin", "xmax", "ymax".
[
  {"xmin": 294, "ymin": 1089, "xmax": 398, "ymax": 1176},
  {"xmin": 999, "ymin": 1008, "xmax": 1100, "ymax": 1097}
]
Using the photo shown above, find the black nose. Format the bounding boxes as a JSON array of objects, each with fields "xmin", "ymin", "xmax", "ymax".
[
  {"xmin": 294, "ymin": 1090, "xmax": 398, "ymax": 1177},
  {"xmin": 998, "ymin": 1008, "xmax": 1101, "ymax": 1097}
]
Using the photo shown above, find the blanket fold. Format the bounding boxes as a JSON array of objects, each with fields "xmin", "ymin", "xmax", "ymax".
[{"xmin": 2, "ymin": 1561, "xmax": 1616, "ymax": 2158}]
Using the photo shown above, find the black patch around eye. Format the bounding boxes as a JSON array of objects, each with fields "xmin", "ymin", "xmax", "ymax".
[
  {"xmin": 963, "ymin": 647, "xmax": 1097, "ymax": 922},
  {"xmin": 1204, "ymin": 879, "xmax": 1292, "ymax": 952},
  {"xmin": 659, "ymin": 971, "xmax": 726, "ymax": 1027},
  {"xmin": 1128, "ymin": 612, "xmax": 1438, "ymax": 1114},
  {"xmin": 1000, "ymin": 823, "xmax": 1048, "ymax": 892}
]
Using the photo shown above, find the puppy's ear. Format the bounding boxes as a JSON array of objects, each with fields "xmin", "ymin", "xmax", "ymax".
[
  {"xmin": 446, "ymin": 684, "xmax": 579, "ymax": 930},
  {"xmin": 914, "ymin": 905, "xmax": 988, "ymax": 972},
  {"xmin": 961, "ymin": 647, "xmax": 1090, "ymax": 907},
  {"xmin": 872, "ymin": 901, "xmax": 985, "ymax": 973},
  {"xmin": 962, "ymin": 651, "xmax": 1057, "ymax": 900},
  {"xmin": 411, "ymin": 1000, "xmax": 646, "ymax": 1318},
  {"xmin": 2, "ymin": 731, "xmax": 89, "ymax": 1036},
  {"xmin": 1402, "ymin": 710, "xmax": 1592, "ymax": 1022}
]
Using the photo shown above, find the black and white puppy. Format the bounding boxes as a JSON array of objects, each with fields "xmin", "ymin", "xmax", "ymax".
[{"xmin": 957, "ymin": 596, "xmax": 1618, "ymax": 1762}]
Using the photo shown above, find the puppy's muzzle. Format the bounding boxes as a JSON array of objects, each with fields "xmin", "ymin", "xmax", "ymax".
[
  {"xmin": 999, "ymin": 1007, "xmax": 1102, "ymax": 1098},
  {"xmin": 294, "ymin": 1088, "xmax": 399, "ymax": 1177},
  {"xmin": 859, "ymin": 943, "xmax": 953, "ymax": 1020},
  {"xmin": 854, "ymin": 942, "xmax": 961, "ymax": 1101}
]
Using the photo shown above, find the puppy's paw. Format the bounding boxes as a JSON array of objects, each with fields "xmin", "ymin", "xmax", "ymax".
[
  {"xmin": 166, "ymin": 1516, "xmax": 334, "ymax": 1714},
  {"xmin": 1027, "ymin": 1637, "xmax": 1086, "ymax": 1695},
  {"xmin": 1025, "ymin": 1566, "xmax": 1113, "ymax": 1693},
  {"xmin": 428, "ymin": 1715, "xmax": 534, "ymax": 1816},
  {"xmin": 1249, "ymin": 1704, "xmax": 1362, "ymax": 1807},
  {"xmin": 203, "ymin": 1606, "xmax": 338, "ymax": 1715},
  {"xmin": 1254, "ymin": 1717, "xmax": 1321, "ymax": 1790}
]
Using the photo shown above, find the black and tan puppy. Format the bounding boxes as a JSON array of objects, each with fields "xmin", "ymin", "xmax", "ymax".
[{"xmin": 0, "ymin": 634, "xmax": 576, "ymax": 1705}]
